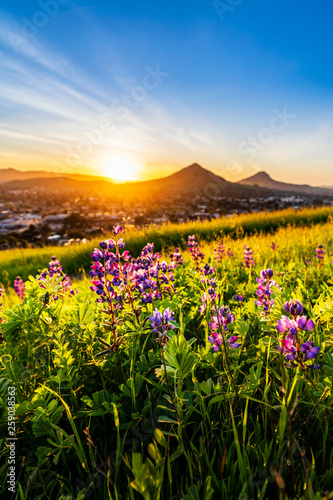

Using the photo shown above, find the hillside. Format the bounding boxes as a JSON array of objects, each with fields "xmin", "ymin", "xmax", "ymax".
[
  {"xmin": 0, "ymin": 167, "xmax": 112, "ymax": 184},
  {"xmin": 1, "ymin": 163, "xmax": 269, "ymax": 199},
  {"xmin": 2, "ymin": 164, "xmax": 333, "ymax": 199},
  {"xmin": 239, "ymin": 171, "xmax": 333, "ymax": 196}
]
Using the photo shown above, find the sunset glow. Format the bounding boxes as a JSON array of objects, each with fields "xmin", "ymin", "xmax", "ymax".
[{"xmin": 102, "ymin": 156, "xmax": 140, "ymax": 182}]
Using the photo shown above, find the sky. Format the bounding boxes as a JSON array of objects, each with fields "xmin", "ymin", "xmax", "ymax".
[{"xmin": 0, "ymin": 0, "xmax": 333, "ymax": 184}]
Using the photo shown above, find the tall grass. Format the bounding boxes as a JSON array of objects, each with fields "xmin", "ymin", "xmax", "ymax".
[{"xmin": 1, "ymin": 206, "xmax": 333, "ymax": 285}]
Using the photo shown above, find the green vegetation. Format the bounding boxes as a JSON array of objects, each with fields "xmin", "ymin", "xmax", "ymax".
[
  {"xmin": 1, "ymin": 206, "xmax": 333, "ymax": 286},
  {"xmin": 0, "ymin": 208, "xmax": 333, "ymax": 499}
]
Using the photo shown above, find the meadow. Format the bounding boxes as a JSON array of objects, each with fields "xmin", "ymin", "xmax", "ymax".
[
  {"xmin": 1, "ymin": 205, "xmax": 333, "ymax": 285},
  {"xmin": 1, "ymin": 207, "xmax": 333, "ymax": 499}
]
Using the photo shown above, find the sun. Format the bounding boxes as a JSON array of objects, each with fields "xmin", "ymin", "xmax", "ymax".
[{"xmin": 102, "ymin": 156, "xmax": 139, "ymax": 182}]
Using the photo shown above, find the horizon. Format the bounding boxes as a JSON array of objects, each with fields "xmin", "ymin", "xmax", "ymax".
[
  {"xmin": 0, "ymin": 1, "xmax": 333, "ymax": 185},
  {"xmin": 0, "ymin": 162, "xmax": 332, "ymax": 189}
]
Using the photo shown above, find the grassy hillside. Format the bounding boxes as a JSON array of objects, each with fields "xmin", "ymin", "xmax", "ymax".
[{"xmin": 1, "ymin": 206, "xmax": 333, "ymax": 286}]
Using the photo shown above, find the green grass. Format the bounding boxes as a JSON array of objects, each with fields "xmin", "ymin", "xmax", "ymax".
[
  {"xmin": 1, "ymin": 205, "xmax": 333, "ymax": 286},
  {"xmin": 1, "ymin": 209, "xmax": 333, "ymax": 499}
]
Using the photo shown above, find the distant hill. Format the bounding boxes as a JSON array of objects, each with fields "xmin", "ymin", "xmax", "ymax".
[
  {"xmin": 1, "ymin": 176, "xmax": 113, "ymax": 192},
  {"xmin": 0, "ymin": 163, "xmax": 268, "ymax": 199},
  {"xmin": 2, "ymin": 164, "xmax": 333, "ymax": 199},
  {"xmin": 0, "ymin": 168, "xmax": 109, "ymax": 184},
  {"xmin": 239, "ymin": 171, "xmax": 333, "ymax": 196}
]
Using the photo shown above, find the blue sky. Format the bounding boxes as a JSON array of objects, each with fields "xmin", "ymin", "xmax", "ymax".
[{"xmin": 0, "ymin": 0, "xmax": 332, "ymax": 184}]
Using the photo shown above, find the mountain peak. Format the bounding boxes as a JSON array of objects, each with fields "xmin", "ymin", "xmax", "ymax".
[
  {"xmin": 184, "ymin": 163, "xmax": 206, "ymax": 172},
  {"xmin": 250, "ymin": 171, "xmax": 272, "ymax": 180}
]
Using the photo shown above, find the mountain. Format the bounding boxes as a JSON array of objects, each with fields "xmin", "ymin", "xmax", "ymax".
[
  {"xmin": 105, "ymin": 163, "xmax": 268, "ymax": 199},
  {"xmin": 0, "ymin": 168, "xmax": 109, "ymax": 184},
  {"xmin": 1, "ymin": 176, "xmax": 113, "ymax": 191},
  {"xmin": 2, "ymin": 164, "xmax": 333, "ymax": 199},
  {"xmin": 0, "ymin": 163, "xmax": 267, "ymax": 199},
  {"xmin": 239, "ymin": 171, "xmax": 333, "ymax": 196}
]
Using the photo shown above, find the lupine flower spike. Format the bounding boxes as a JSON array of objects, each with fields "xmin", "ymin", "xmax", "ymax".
[
  {"xmin": 199, "ymin": 264, "xmax": 219, "ymax": 313},
  {"xmin": 255, "ymin": 269, "xmax": 281, "ymax": 313},
  {"xmin": 213, "ymin": 241, "xmax": 225, "ymax": 264},
  {"xmin": 14, "ymin": 277, "xmax": 25, "ymax": 301},
  {"xmin": 149, "ymin": 308, "xmax": 176, "ymax": 347},
  {"xmin": 276, "ymin": 299, "xmax": 320, "ymax": 369},
  {"xmin": 188, "ymin": 235, "xmax": 205, "ymax": 270},
  {"xmin": 315, "ymin": 245, "xmax": 325, "ymax": 267},
  {"xmin": 243, "ymin": 246, "xmax": 254, "ymax": 268},
  {"xmin": 208, "ymin": 306, "xmax": 241, "ymax": 352}
]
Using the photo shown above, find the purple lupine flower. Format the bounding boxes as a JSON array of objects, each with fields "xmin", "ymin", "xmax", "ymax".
[
  {"xmin": 49, "ymin": 256, "xmax": 63, "ymax": 276},
  {"xmin": 260, "ymin": 269, "xmax": 274, "ymax": 280},
  {"xmin": 276, "ymin": 316, "xmax": 297, "ymax": 334},
  {"xmin": 14, "ymin": 276, "xmax": 25, "ymax": 301},
  {"xmin": 199, "ymin": 288, "xmax": 220, "ymax": 313},
  {"xmin": 271, "ymin": 242, "xmax": 277, "ymax": 251},
  {"xmin": 315, "ymin": 245, "xmax": 325, "ymax": 260},
  {"xmin": 200, "ymin": 264, "xmax": 216, "ymax": 291},
  {"xmin": 304, "ymin": 259, "xmax": 311, "ymax": 267},
  {"xmin": 234, "ymin": 295, "xmax": 244, "ymax": 302},
  {"xmin": 301, "ymin": 341, "xmax": 320, "ymax": 360},
  {"xmin": 201, "ymin": 263, "xmax": 215, "ymax": 277},
  {"xmin": 113, "ymin": 225, "xmax": 123, "ymax": 235},
  {"xmin": 255, "ymin": 269, "xmax": 281, "ymax": 312},
  {"xmin": 276, "ymin": 299, "xmax": 319, "ymax": 369},
  {"xmin": 208, "ymin": 306, "xmax": 240, "ymax": 352},
  {"xmin": 38, "ymin": 256, "xmax": 76, "ymax": 300},
  {"xmin": 92, "ymin": 248, "xmax": 104, "ymax": 262},
  {"xmin": 297, "ymin": 316, "xmax": 315, "ymax": 331},
  {"xmin": 213, "ymin": 241, "xmax": 225, "ymax": 263},
  {"xmin": 227, "ymin": 248, "xmax": 234, "ymax": 258},
  {"xmin": 169, "ymin": 247, "xmax": 184, "ymax": 267},
  {"xmin": 149, "ymin": 308, "xmax": 176, "ymax": 345},
  {"xmin": 243, "ymin": 246, "xmax": 254, "ymax": 268},
  {"xmin": 188, "ymin": 235, "xmax": 205, "ymax": 269},
  {"xmin": 283, "ymin": 299, "xmax": 303, "ymax": 317},
  {"xmin": 276, "ymin": 332, "xmax": 297, "ymax": 361},
  {"xmin": 208, "ymin": 331, "xmax": 240, "ymax": 351},
  {"xmin": 315, "ymin": 245, "xmax": 325, "ymax": 268}
]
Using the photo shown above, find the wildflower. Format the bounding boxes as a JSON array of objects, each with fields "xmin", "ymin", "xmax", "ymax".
[
  {"xmin": 271, "ymin": 242, "xmax": 277, "ymax": 251},
  {"xmin": 275, "ymin": 299, "xmax": 319, "ymax": 369},
  {"xmin": 227, "ymin": 248, "xmax": 234, "ymax": 258},
  {"xmin": 315, "ymin": 245, "xmax": 325, "ymax": 267},
  {"xmin": 208, "ymin": 331, "xmax": 241, "ymax": 351},
  {"xmin": 208, "ymin": 306, "xmax": 240, "ymax": 352},
  {"xmin": 14, "ymin": 276, "xmax": 25, "ymax": 301},
  {"xmin": 255, "ymin": 269, "xmax": 281, "ymax": 312},
  {"xmin": 188, "ymin": 235, "xmax": 205, "ymax": 269},
  {"xmin": 37, "ymin": 256, "xmax": 76, "ymax": 300},
  {"xmin": 169, "ymin": 247, "xmax": 184, "ymax": 267},
  {"xmin": 243, "ymin": 245, "xmax": 254, "ymax": 268},
  {"xmin": 276, "ymin": 331, "xmax": 297, "ymax": 361},
  {"xmin": 200, "ymin": 263, "xmax": 216, "ymax": 289},
  {"xmin": 90, "ymin": 231, "xmax": 130, "ymax": 310},
  {"xmin": 113, "ymin": 226, "xmax": 123, "ymax": 235},
  {"xmin": 49, "ymin": 256, "xmax": 63, "ymax": 276},
  {"xmin": 283, "ymin": 299, "xmax": 303, "ymax": 317},
  {"xmin": 149, "ymin": 308, "xmax": 176, "ymax": 345},
  {"xmin": 199, "ymin": 288, "xmax": 220, "ymax": 313},
  {"xmin": 213, "ymin": 241, "xmax": 225, "ymax": 263},
  {"xmin": 234, "ymin": 294, "xmax": 244, "ymax": 302},
  {"xmin": 301, "ymin": 341, "xmax": 320, "ymax": 360}
]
